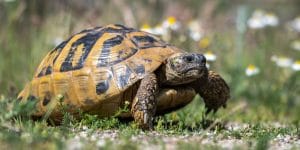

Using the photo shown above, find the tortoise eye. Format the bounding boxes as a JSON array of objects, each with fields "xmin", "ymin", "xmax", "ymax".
[{"xmin": 183, "ymin": 55, "xmax": 194, "ymax": 63}]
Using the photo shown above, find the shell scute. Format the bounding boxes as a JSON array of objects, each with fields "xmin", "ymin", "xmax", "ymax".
[
  {"xmin": 93, "ymin": 69, "xmax": 116, "ymax": 97},
  {"xmin": 112, "ymin": 64, "xmax": 136, "ymax": 90}
]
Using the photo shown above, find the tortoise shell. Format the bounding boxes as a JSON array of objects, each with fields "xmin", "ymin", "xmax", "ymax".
[{"xmin": 18, "ymin": 24, "xmax": 183, "ymax": 117}]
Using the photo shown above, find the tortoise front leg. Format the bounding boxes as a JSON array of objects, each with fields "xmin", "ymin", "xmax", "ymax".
[
  {"xmin": 190, "ymin": 71, "xmax": 230, "ymax": 114},
  {"xmin": 131, "ymin": 73, "xmax": 158, "ymax": 130}
]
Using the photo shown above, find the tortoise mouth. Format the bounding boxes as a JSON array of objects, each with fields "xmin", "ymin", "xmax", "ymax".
[
  {"xmin": 183, "ymin": 65, "xmax": 207, "ymax": 74},
  {"xmin": 180, "ymin": 66, "xmax": 208, "ymax": 83}
]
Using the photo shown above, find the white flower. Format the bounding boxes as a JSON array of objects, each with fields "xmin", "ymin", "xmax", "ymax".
[
  {"xmin": 245, "ymin": 64, "xmax": 260, "ymax": 76},
  {"xmin": 271, "ymin": 55, "xmax": 278, "ymax": 62},
  {"xmin": 162, "ymin": 16, "xmax": 180, "ymax": 31},
  {"xmin": 188, "ymin": 20, "xmax": 204, "ymax": 41},
  {"xmin": 276, "ymin": 57, "xmax": 293, "ymax": 68},
  {"xmin": 247, "ymin": 17, "xmax": 265, "ymax": 29},
  {"xmin": 152, "ymin": 25, "xmax": 167, "ymax": 35},
  {"xmin": 291, "ymin": 61, "xmax": 300, "ymax": 71},
  {"xmin": 290, "ymin": 40, "xmax": 300, "ymax": 51},
  {"xmin": 140, "ymin": 24, "xmax": 167, "ymax": 36},
  {"xmin": 271, "ymin": 55, "xmax": 293, "ymax": 68},
  {"xmin": 247, "ymin": 10, "xmax": 279, "ymax": 29},
  {"xmin": 264, "ymin": 13, "xmax": 279, "ymax": 26},
  {"xmin": 287, "ymin": 16, "xmax": 300, "ymax": 32},
  {"xmin": 203, "ymin": 51, "xmax": 216, "ymax": 62},
  {"xmin": 247, "ymin": 10, "xmax": 266, "ymax": 29},
  {"xmin": 190, "ymin": 32, "xmax": 202, "ymax": 41}
]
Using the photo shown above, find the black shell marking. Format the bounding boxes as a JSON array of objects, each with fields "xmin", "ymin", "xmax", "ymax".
[
  {"xmin": 37, "ymin": 40, "xmax": 68, "ymax": 77},
  {"xmin": 60, "ymin": 31, "xmax": 104, "ymax": 72},
  {"xmin": 52, "ymin": 40, "xmax": 68, "ymax": 64},
  {"xmin": 131, "ymin": 35, "xmax": 165, "ymax": 49},
  {"xmin": 45, "ymin": 66, "xmax": 52, "ymax": 75},
  {"xmin": 97, "ymin": 35, "xmax": 124, "ymax": 67}
]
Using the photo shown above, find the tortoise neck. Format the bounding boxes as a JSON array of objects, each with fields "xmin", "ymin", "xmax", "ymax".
[{"xmin": 154, "ymin": 65, "xmax": 167, "ymax": 87}]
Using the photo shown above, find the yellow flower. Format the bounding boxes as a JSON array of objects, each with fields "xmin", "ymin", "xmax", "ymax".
[
  {"xmin": 291, "ymin": 60, "xmax": 300, "ymax": 71},
  {"xmin": 203, "ymin": 51, "xmax": 216, "ymax": 62},
  {"xmin": 198, "ymin": 37, "xmax": 211, "ymax": 49},
  {"xmin": 167, "ymin": 16, "xmax": 176, "ymax": 25},
  {"xmin": 162, "ymin": 16, "xmax": 180, "ymax": 30},
  {"xmin": 140, "ymin": 23, "xmax": 152, "ymax": 33},
  {"xmin": 245, "ymin": 64, "xmax": 260, "ymax": 76}
]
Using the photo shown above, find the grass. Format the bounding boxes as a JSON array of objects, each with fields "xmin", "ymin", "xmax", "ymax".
[
  {"xmin": 0, "ymin": 96, "xmax": 299, "ymax": 149},
  {"xmin": 0, "ymin": 0, "xmax": 300, "ymax": 149}
]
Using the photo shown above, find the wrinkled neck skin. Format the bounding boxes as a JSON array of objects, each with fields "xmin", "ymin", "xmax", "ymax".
[{"xmin": 155, "ymin": 64, "xmax": 209, "ymax": 88}]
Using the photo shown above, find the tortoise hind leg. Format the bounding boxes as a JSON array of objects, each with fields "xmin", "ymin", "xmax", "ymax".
[{"xmin": 131, "ymin": 73, "xmax": 158, "ymax": 130}]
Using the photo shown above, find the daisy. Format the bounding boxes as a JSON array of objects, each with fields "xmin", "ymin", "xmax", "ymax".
[
  {"xmin": 140, "ymin": 24, "xmax": 153, "ymax": 33},
  {"xmin": 188, "ymin": 20, "xmax": 204, "ymax": 41},
  {"xmin": 291, "ymin": 60, "xmax": 300, "ymax": 71},
  {"xmin": 203, "ymin": 51, "xmax": 216, "ymax": 62},
  {"xmin": 247, "ymin": 10, "xmax": 266, "ymax": 29},
  {"xmin": 287, "ymin": 16, "xmax": 300, "ymax": 32},
  {"xmin": 247, "ymin": 9, "xmax": 279, "ymax": 29},
  {"xmin": 264, "ymin": 13, "xmax": 279, "ymax": 26},
  {"xmin": 245, "ymin": 64, "xmax": 260, "ymax": 76},
  {"xmin": 162, "ymin": 16, "xmax": 180, "ymax": 31},
  {"xmin": 271, "ymin": 55, "xmax": 293, "ymax": 68}
]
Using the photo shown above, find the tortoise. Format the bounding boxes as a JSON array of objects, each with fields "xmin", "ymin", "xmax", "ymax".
[{"xmin": 18, "ymin": 24, "xmax": 230, "ymax": 129}]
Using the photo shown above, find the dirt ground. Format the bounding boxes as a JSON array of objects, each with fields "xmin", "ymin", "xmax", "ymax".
[{"xmin": 65, "ymin": 122, "xmax": 300, "ymax": 150}]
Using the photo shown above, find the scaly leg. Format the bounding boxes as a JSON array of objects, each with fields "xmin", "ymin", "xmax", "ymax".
[
  {"xmin": 131, "ymin": 73, "xmax": 158, "ymax": 130},
  {"xmin": 190, "ymin": 71, "xmax": 230, "ymax": 114}
]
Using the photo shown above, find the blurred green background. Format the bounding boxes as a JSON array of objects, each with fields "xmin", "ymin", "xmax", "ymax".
[{"xmin": 0, "ymin": 0, "xmax": 299, "ymax": 123}]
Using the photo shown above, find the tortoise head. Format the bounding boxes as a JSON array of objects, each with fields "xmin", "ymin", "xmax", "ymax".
[{"xmin": 161, "ymin": 53, "xmax": 208, "ymax": 85}]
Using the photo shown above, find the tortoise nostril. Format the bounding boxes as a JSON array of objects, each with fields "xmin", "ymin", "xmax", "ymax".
[{"xmin": 195, "ymin": 54, "xmax": 206, "ymax": 65}]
